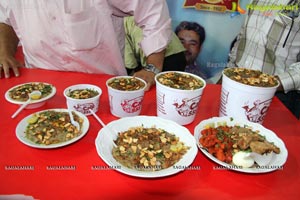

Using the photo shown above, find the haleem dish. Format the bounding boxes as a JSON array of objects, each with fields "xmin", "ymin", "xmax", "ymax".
[
  {"xmin": 107, "ymin": 77, "xmax": 146, "ymax": 91},
  {"xmin": 25, "ymin": 110, "xmax": 84, "ymax": 145},
  {"xmin": 8, "ymin": 82, "xmax": 53, "ymax": 102},
  {"xmin": 66, "ymin": 88, "xmax": 99, "ymax": 99},
  {"xmin": 223, "ymin": 68, "xmax": 278, "ymax": 87},
  {"xmin": 156, "ymin": 72, "xmax": 204, "ymax": 90},
  {"xmin": 112, "ymin": 126, "xmax": 190, "ymax": 171}
]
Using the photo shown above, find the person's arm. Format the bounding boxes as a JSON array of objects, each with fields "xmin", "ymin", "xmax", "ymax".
[
  {"xmin": 108, "ymin": 0, "xmax": 172, "ymax": 90},
  {"xmin": 124, "ymin": 16, "xmax": 141, "ymax": 75},
  {"xmin": 133, "ymin": 5, "xmax": 170, "ymax": 90},
  {"xmin": 277, "ymin": 63, "xmax": 300, "ymax": 92},
  {"xmin": 133, "ymin": 50, "xmax": 165, "ymax": 91},
  {"xmin": 0, "ymin": 23, "xmax": 21, "ymax": 78}
]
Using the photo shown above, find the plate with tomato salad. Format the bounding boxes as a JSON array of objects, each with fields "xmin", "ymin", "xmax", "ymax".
[{"xmin": 194, "ymin": 117, "xmax": 288, "ymax": 173}]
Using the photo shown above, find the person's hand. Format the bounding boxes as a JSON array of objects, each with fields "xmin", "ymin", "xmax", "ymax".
[
  {"xmin": 275, "ymin": 75, "xmax": 284, "ymax": 92},
  {"xmin": 0, "ymin": 55, "xmax": 22, "ymax": 78},
  {"xmin": 133, "ymin": 69, "xmax": 156, "ymax": 91}
]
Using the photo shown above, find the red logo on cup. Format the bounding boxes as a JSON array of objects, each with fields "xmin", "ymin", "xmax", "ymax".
[
  {"xmin": 74, "ymin": 103, "xmax": 95, "ymax": 114},
  {"xmin": 121, "ymin": 96, "xmax": 143, "ymax": 113},
  {"xmin": 219, "ymin": 88, "xmax": 229, "ymax": 116},
  {"xmin": 173, "ymin": 96, "xmax": 201, "ymax": 117},
  {"xmin": 242, "ymin": 99, "xmax": 272, "ymax": 123}
]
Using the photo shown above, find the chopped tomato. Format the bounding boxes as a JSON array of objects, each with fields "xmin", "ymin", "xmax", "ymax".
[{"xmin": 199, "ymin": 126, "xmax": 233, "ymax": 164}]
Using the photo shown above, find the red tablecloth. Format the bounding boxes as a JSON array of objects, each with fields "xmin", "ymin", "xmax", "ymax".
[{"xmin": 0, "ymin": 67, "xmax": 299, "ymax": 200}]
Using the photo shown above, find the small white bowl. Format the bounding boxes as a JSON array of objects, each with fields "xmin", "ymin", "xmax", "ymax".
[
  {"xmin": 64, "ymin": 84, "xmax": 102, "ymax": 116},
  {"xmin": 5, "ymin": 82, "xmax": 56, "ymax": 109}
]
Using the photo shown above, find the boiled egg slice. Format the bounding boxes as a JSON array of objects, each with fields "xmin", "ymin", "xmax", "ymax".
[
  {"xmin": 250, "ymin": 152, "xmax": 274, "ymax": 166},
  {"xmin": 232, "ymin": 151, "xmax": 255, "ymax": 168}
]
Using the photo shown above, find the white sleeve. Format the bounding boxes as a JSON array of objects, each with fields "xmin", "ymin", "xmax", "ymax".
[
  {"xmin": 278, "ymin": 62, "xmax": 300, "ymax": 92},
  {"xmin": 0, "ymin": 0, "xmax": 11, "ymax": 25},
  {"xmin": 107, "ymin": 0, "xmax": 172, "ymax": 57}
]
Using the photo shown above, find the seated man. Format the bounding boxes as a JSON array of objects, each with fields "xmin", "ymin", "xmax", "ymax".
[
  {"xmin": 124, "ymin": 16, "xmax": 186, "ymax": 75},
  {"xmin": 226, "ymin": 0, "xmax": 300, "ymax": 119}
]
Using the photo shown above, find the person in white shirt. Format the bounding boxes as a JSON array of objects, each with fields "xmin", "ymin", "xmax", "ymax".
[
  {"xmin": 227, "ymin": 0, "xmax": 300, "ymax": 118},
  {"xmin": 0, "ymin": 0, "xmax": 172, "ymax": 90}
]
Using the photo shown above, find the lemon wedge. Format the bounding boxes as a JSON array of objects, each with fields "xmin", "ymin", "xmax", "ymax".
[
  {"xmin": 27, "ymin": 115, "xmax": 39, "ymax": 124},
  {"xmin": 170, "ymin": 143, "xmax": 183, "ymax": 152},
  {"xmin": 30, "ymin": 93, "xmax": 41, "ymax": 100}
]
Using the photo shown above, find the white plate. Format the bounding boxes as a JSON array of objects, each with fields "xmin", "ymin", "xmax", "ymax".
[
  {"xmin": 5, "ymin": 82, "xmax": 56, "ymax": 109},
  {"xmin": 194, "ymin": 116, "xmax": 288, "ymax": 173},
  {"xmin": 16, "ymin": 109, "xmax": 89, "ymax": 149},
  {"xmin": 95, "ymin": 116, "xmax": 198, "ymax": 178}
]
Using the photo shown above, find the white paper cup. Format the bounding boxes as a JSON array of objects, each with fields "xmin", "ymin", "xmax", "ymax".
[
  {"xmin": 106, "ymin": 76, "xmax": 147, "ymax": 118},
  {"xmin": 64, "ymin": 84, "xmax": 102, "ymax": 116},
  {"xmin": 155, "ymin": 71, "xmax": 206, "ymax": 125},
  {"xmin": 219, "ymin": 72, "xmax": 279, "ymax": 124}
]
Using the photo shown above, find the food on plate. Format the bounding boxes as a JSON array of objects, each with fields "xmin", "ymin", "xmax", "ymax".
[
  {"xmin": 199, "ymin": 125, "xmax": 233, "ymax": 163},
  {"xmin": 66, "ymin": 88, "xmax": 99, "ymax": 99},
  {"xmin": 25, "ymin": 110, "xmax": 83, "ymax": 145},
  {"xmin": 107, "ymin": 77, "xmax": 145, "ymax": 91},
  {"xmin": 8, "ymin": 82, "xmax": 53, "ymax": 102},
  {"xmin": 199, "ymin": 124, "xmax": 280, "ymax": 167},
  {"xmin": 232, "ymin": 151, "xmax": 274, "ymax": 168},
  {"xmin": 223, "ymin": 68, "xmax": 278, "ymax": 87},
  {"xmin": 112, "ymin": 126, "xmax": 190, "ymax": 171},
  {"xmin": 156, "ymin": 72, "xmax": 204, "ymax": 90}
]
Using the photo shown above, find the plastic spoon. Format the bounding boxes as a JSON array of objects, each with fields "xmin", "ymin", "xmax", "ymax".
[
  {"xmin": 89, "ymin": 109, "xmax": 117, "ymax": 148},
  {"xmin": 68, "ymin": 110, "xmax": 80, "ymax": 131},
  {"xmin": 11, "ymin": 91, "xmax": 42, "ymax": 118}
]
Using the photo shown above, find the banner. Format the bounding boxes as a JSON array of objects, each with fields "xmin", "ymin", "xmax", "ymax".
[
  {"xmin": 183, "ymin": 0, "xmax": 240, "ymax": 12},
  {"xmin": 167, "ymin": 0, "xmax": 250, "ymax": 83}
]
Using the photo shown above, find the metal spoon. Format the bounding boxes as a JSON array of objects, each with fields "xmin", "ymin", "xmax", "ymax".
[
  {"xmin": 89, "ymin": 109, "xmax": 117, "ymax": 148},
  {"xmin": 68, "ymin": 110, "xmax": 80, "ymax": 131},
  {"xmin": 11, "ymin": 90, "xmax": 42, "ymax": 118}
]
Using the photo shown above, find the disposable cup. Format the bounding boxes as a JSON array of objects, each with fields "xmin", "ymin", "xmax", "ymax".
[
  {"xmin": 219, "ymin": 71, "xmax": 279, "ymax": 124},
  {"xmin": 64, "ymin": 84, "xmax": 102, "ymax": 116},
  {"xmin": 155, "ymin": 71, "xmax": 206, "ymax": 125},
  {"xmin": 106, "ymin": 76, "xmax": 147, "ymax": 118}
]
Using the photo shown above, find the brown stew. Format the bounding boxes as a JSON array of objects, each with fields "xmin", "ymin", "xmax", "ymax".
[
  {"xmin": 224, "ymin": 68, "xmax": 278, "ymax": 87},
  {"xmin": 9, "ymin": 83, "xmax": 53, "ymax": 102},
  {"xmin": 112, "ymin": 126, "xmax": 189, "ymax": 171},
  {"xmin": 108, "ymin": 77, "xmax": 145, "ymax": 91},
  {"xmin": 25, "ymin": 110, "xmax": 83, "ymax": 145},
  {"xmin": 157, "ymin": 72, "xmax": 204, "ymax": 90},
  {"xmin": 67, "ymin": 89, "xmax": 99, "ymax": 99}
]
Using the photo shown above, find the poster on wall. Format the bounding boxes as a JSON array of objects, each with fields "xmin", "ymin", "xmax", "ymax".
[
  {"xmin": 183, "ymin": 0, "xmax": 244, "ymax": 13},
  {"xmin": 166, "ymin": 0, "xmax": 250, "ymax": 83}
]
